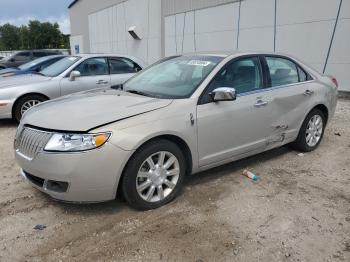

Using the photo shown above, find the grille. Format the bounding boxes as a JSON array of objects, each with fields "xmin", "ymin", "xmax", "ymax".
[{"xmin": 15, "ymin": 127, "xmax": 52, "ymax": 160}]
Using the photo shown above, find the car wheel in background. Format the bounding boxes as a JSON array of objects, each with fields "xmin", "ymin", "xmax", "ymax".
[
  {"xmin": 13, "ymin": 94, "xmax": 47, "ymax": 123},
  {"xmin": 292, "ymin": 108, "xmax": 326, "ymax": 152},
  {"xmin": 122, "ymin": 139, "xmax": 186, "ymax": 210}
]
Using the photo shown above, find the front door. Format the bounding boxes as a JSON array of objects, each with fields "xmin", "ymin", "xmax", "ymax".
[
  {"xmin": 196, "ymin": 56, "xmax": 273, "ymax": 167},
  {"xmin": 60, "ymin": 57, "xmax": 111, "ymax": 96}
]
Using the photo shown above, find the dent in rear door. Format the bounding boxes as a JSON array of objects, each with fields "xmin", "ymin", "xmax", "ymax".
[
  {"xmin": 266, "ymin": 82, "xmax": 316, "ymax": 145},
  {"xmin": 263, "ymin": 56, "xmax": 316, "ymax": 146}
]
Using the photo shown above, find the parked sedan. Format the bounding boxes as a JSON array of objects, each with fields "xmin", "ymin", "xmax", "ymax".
[
  {"xmin": 0, "ymin": 54, "xmax": 145, "ymax": 122},
  {"xmin": 0, "ymin": 55, "xmax": 66, "ymax": 78},
  {"xmin": 0, "ymin": 50, "xmax": 63, "ymax": 69},
  {"xmin": 14, "ymin": 52, "xmax": 337, "ymax": 210}
]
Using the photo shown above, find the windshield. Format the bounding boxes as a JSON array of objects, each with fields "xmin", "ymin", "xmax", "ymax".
[
  {"xmin": 123, "ymin": 56, "xmax": 223, "ymax": 99},
  {"xmin": 41, "ymin": 56, "xmax": 80, "ymax": 77},
  {"xmin": 18, "ymin": 56, "xmax": 55, "ymax": 70}
]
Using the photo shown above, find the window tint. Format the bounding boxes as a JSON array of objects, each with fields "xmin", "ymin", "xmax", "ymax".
[
  {"xmin": 109, "ymin": 58, "xmax": 141, "ymax": 74},
  {"xmin": 74, "ymin": 58, "xmax": 108, "ymax": 76},
  {"xmin": 33, "ymin": 52, "xmax": 48, "ymax": 58},
  {"xmin": 14, "ymin": 52, "xmax": 31, "ymax": 61},
  {"xmin": 266, "ymin": 57, "xmax": 301, "ymax": 87},
  {"xmin": 202, "ymin": 56, "xmax": 263, "ymax": 103},
  {"xmin": 16, "ymin": 52, "xmax": 30, "ymax": 57}
]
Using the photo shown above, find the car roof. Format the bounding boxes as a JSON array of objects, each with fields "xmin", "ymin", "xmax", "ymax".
[
  {"xmin": 181, "ymin": 51, "xmax": 293, "ymax": 58},
  {"xmin": 75, "ymin": 53, "xmax": 147, "ymax": 67}
]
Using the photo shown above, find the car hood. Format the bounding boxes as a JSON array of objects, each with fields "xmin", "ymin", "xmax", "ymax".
[
  {"xmin": 0, "ymin": 74, "xmax": 51, "ymax": 88},
  {"xmin": 0, "ymin": 67, "xmax": 19, "ymax": 76},
  {"xmin": 22, "ymin": 88, "xmax": 173, "ymax": 132}
]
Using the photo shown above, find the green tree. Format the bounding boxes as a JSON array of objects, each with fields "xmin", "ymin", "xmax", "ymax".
[
  {"xmin": 0, "ymin": 23, "xmax": 21, "ymax": 50},
  {"xmin": 0, "ymin": 21, "xmax": 70, "ymax": 51}
]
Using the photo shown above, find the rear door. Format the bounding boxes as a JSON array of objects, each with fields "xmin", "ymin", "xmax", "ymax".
[
  {"xmin": 33, "ymin": 51, "xmax": 48, "ymax": 59},
  {"xmin": 60, "ymin": 57, "xmax": 111, "ymax": 96},
  {"xmin": 196, "ymin": 56, "xmax": 273, "ymax": 167},
  {"xmin": 108, "ymin": 57, "xmax": 142, "ymax": 87},
  {"xmin": 262, "ymin": 56, "xmax": 315, "ymax": 147}
]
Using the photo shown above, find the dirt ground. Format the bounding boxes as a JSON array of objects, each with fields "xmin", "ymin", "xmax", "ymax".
[{"xmin": 0, "ymin": 100, "xmax": 349, "ymax": 262}]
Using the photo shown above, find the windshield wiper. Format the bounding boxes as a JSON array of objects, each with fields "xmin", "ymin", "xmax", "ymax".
[{"xmin": 125, "ymin": 89, "xmax": 150, "ymax": 97}]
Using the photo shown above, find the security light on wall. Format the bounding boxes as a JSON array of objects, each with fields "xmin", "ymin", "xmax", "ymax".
[{"xmin": 128, "ymin": 26, "xmax": 143, "ymax": 40}]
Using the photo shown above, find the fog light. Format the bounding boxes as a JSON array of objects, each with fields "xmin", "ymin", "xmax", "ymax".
[{"xmin": 46, "ymin": 180, "xmax": 69, "ymax": 193}]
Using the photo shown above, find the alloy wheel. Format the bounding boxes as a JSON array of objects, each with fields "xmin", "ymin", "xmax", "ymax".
[
  {"xmin": 20, "ymin": 99, "xmax": 41, "ymax": 116},
  {"xmin": 305, "ymin": 115, "xmax": 323, "ymax": 147},
  {"xmin": 136, "ymin": 151, "xmax": 180, "ymax": 203}
]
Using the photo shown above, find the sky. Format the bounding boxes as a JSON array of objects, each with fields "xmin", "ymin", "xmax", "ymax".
[{"xmin": 0, "ymin": 0, "xmax": 72, "ymax": 34}]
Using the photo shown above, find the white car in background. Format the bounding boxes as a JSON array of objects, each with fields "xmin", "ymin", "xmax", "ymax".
[{"xmin": 0, "ymin": 54, "xmax": 146, "ymax": 122}]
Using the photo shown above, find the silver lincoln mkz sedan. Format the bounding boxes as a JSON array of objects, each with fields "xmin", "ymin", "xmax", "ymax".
[{"xmin": 15, "ymin": 52, "xmax": 338, "ymax": 210}]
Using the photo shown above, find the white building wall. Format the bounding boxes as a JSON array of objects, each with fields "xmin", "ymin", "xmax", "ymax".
[
  {"xmin": 88, "ymin": 0, "xmax": 162, "ymax": 65},
  {"xmin": 69, "ymin": 35, "xmax": 84, "ymax": 55},
  {"xmin": 71, "ymin": 0, "xmax": 350, "ymax": 91},
  {"xmin": 275, "ymin": 0, "xmax": 340, "ymax": 73},
  {"xmin": 164, "ymin": 3, "xmax": 239, "ymax": 56},
  {"xmin": 238, "ymin": 0, "xmax": 275, "ymax": 52},
  {"xmin": 163, "ymin": 0, "xmax": 349, "ymax": 91},
  {"xmin": 325, "ymin": 0, "xmax": 350, "ymax": 92}
]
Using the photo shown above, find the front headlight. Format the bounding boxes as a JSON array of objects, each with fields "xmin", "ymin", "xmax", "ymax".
[{"xmin": 44, "ymin": 132, "xmax": 111, "ymax": 152}]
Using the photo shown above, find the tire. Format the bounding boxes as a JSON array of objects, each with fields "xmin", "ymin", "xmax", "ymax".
[
  {"xmin": 121, "ymin": 139, "xmax": 186, "ymax": 210},
  {"xmin": 292, "ymin": 109, "xmax": 326, "ymax": 152},
  {"xmin": 13, "ymin": 95, "xmax": 47, "ymax": 123}
]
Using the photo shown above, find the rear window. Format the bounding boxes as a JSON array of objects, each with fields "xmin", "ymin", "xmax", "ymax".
[{"xmin": 266, "ymin": 57, "xmax": 311, "ymax": 87}]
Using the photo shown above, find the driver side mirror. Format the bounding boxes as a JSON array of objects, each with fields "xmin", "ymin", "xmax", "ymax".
[
  {"xmin": 69, "ymin": 70, "xmax": 81, "ymax": 81},
  {"xmin": 209, "ymin": 87, "xmax": 237, "ymax": 102}
]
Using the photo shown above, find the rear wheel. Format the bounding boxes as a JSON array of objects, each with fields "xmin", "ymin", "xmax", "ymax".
[
  {"xmin": 13, "ymin": 95, "xmax": 47, "ymax": 123},
  {"xmin": 292, "ymin": 109, "xmax": 326, "ymax": 152},
  {"xmin": 122, "ymin": 139, "xmax": 186, "ymax": 210}
]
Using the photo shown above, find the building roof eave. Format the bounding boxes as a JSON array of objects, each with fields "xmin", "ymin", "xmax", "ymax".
[{"xmin": 68, "ymin": 0, "xmax": 79, "ymax": 9}]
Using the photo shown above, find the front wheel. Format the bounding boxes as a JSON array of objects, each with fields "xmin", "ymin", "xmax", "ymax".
[
  {"xmin": 121, "ymin": 139, "xmax": 186, "ymax": 210},
  {"xmin": 292, "ymin": 109, "xmax": 326, "ymax": 152},
  {"xmin": 13, "ymin": 95, "xmax": 47, "ymax": 123}
]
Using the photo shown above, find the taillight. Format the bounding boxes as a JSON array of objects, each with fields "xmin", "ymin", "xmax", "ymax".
[{"xmin": 331, "ymin": 76, "xmax": 338, "ymax": 89}]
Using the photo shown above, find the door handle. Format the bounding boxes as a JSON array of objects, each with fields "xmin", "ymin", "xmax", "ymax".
[
  {"xmin": 303, "ymin": 90, "xmax": 314, "ymax": 96},
  {"xmin": 96, "ymin": 80, "xmax": 108, "ymax": 85},
  {"xmin": 254, "ymin": 99, "xmax": 268, "ymax": 107}
]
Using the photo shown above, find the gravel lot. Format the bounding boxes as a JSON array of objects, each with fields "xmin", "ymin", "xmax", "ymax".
[{"xmin": 0, "ymin": 100, "xmax": 349, "ymax": 262}]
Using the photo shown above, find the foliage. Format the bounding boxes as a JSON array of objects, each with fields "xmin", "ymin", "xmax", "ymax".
[{"xmin": 0, "ymin": 20, "xmax": 69, "ymax": 51}]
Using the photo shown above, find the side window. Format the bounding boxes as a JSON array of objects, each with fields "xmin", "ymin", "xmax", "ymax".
[
  {"xmin": 74, "ymin": 58, "xmax": 108, "ymax": 76},
  {"xmin": 16, "ymin": 52, "xmax": 30, "ymax": 57},
  {"xmin": 33, "ymin": 52, "xmax": 48, "ymax": 58},
  {"xmin": 202, "ymin": 56, "xmax": 263, "ymax": 103},
  {"xmin": 109, "ymin": 58, "xmax": 141, "ymax": 74},
  {"xmin": 14, "ymin": 52, "xmax": 31, "ymax": 61},
  {"xmin": 298, "ymin": 67, "xmax": 307, "ymax": 82},
  {"xmin": 266, "ymin": 57, "xmax": 302, "ymax": 87}
]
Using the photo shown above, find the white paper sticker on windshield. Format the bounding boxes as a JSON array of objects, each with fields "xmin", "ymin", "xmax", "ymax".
[
  {"xmin": 188, "ymin": 60, "xmax": 211, "ymax": 66},
  {"xmin": 68, "ymin": 57, "xmax": 76, "ymax": 61}
]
